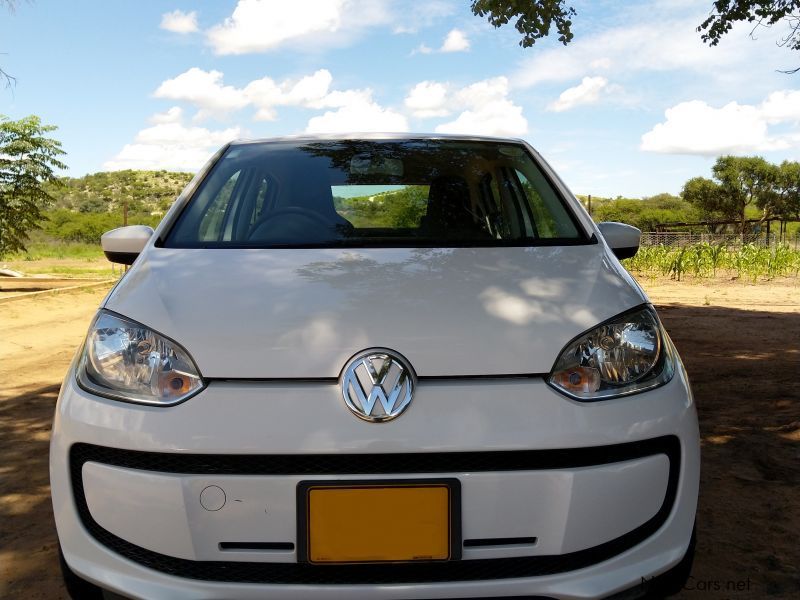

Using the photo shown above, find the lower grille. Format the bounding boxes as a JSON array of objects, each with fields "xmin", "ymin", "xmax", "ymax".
[{"xmin": 69, "ymin": 436, "xmax": 680, "ymax": 584}]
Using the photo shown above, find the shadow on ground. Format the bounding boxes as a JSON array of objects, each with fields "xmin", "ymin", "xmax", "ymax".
[
  {"xmin": 0, "ymin": 383, "xmax": 67, "ymax": 599},
  {"xmin": 656, "ymin": 304, "xmax": 800, "ymax": 599}
]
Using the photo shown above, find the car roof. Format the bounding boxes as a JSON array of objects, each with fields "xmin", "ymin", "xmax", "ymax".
[{"xmin": 229, "ymin": 132, "xmax": 527, "ymax": 146}]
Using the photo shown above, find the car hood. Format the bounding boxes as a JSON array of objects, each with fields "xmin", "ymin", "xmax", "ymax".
[{"xmin": 104, "ymin": 246, "xmax": 647, "ymax": 378}]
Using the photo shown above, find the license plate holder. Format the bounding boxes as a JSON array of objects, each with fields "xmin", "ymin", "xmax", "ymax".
[{"xmin": 297, "ymin": 478, "xmax": 461, "ymax": 564}]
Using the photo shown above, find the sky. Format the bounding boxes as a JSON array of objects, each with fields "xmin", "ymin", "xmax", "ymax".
[{"xmin": 2, "ymin": 0, "xmax": 800, "ymax": 198}]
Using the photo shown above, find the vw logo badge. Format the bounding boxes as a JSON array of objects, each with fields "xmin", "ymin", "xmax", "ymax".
[{"xmin": 341, "ymin": 349, "xmax": 415, "ymax": 422}]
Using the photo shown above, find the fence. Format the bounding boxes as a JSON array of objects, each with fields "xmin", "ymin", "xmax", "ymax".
[{"xmin": 640, "ymin": 231, "xmax": 800, "ymax": 248}]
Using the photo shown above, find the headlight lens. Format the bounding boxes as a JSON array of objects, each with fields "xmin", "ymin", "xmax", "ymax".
[
  {"xmin": 548, "ymin": 306, "xmax": 675, "ymax": 401},
  {"xmin": 77, "ymin": 310, "xmax": 204, "ymax": 405}
]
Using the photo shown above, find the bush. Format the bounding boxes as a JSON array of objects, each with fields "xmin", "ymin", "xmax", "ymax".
[{"xmin": 43, "ymin": 209, "xmax": 161, "ymax": 244}]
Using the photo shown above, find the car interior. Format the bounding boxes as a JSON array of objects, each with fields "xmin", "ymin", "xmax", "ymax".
[{"xmin": 167, "ymin": 142, "xmax": 581, "ymax": 247}]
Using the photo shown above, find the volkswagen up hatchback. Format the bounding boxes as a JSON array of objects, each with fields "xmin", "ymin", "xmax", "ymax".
[{"xmin": 51, "ymin": 134, "xmax": 699, "ymax": 600}]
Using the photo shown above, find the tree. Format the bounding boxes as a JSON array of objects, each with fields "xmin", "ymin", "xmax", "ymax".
[
  {"xmin": 589, "ymin": 194, "xmax": 702, "ymax": 231},
  {"xmin": 470, "ymin": 0, "xmax": 576, "ymax": 47},
  {"xmin": 0, "ymin": 115, "xmax": 67, "ymax": 256},
  {"xmin": 773, "ymin": 160, "xmax": 800, "ymax": 218},
  {"xmin": 682, "ymin": 156, "xmax": 782, "ymax": 232},
  {"xmin": 471, "ymin": 0, "xmax": 800, "ymax": 69},
  {"xmin": 698, "ymin": 1, "xmax": 800, "ymax": 71},
  {"xmin": 713, "ymin": 156, "xmax": 778, "ymax": 231}
]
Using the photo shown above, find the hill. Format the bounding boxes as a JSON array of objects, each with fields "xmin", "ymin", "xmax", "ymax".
[
  {"xmin": 32, "ymin": 170, "xmax": 192, "ymax": 246},
  {"xmin": 46, "ymin": 170, "xmax": 193, "ymax": 215}
]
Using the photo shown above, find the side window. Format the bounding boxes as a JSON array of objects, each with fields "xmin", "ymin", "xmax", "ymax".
[
  {"xmin": 515, "ymin": 169, "xmax": 557, "ymax": 237},
  {"xmin": 478, "ymin": 174, "xmax": 510, "ymax": 238},
  {"xmin": 513, "ymin": 168, "xmax": 578, "ymax": 238},
  {"xmin": 197, "ymin": 171, "xmax": 239, "ymax": 241},
  {"xmin": 251, "ymin": 178, "xmax": 269, "ymax": 226}
]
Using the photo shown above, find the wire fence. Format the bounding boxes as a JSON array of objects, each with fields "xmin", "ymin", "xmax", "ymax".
[{"xmin": 640, "ymin": 231, "xmax": 800, "ymax": 248}]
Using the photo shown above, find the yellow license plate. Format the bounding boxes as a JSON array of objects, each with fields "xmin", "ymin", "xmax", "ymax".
[{"xmin": 298, "ymin": 480, "xmax": 458, "ymax": 564}]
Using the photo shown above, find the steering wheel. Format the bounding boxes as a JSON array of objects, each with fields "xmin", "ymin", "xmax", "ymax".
[{"xmin": 248, "ymin": 207, "xmax": 334, "ymax": 240}]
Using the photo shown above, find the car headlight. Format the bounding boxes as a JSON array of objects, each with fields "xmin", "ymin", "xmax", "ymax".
[
  {"xmin": 77, "ymin": 310, "xmax": 204, "ymax": 405},
  {"xmin": 548, "ymin": 306, "xmax": 675, "ymax": 401}
]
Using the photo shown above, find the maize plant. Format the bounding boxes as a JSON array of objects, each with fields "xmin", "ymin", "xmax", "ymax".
[{"xmin": 622, "ymin": 243, "xmax": 800, "ymax": 281}]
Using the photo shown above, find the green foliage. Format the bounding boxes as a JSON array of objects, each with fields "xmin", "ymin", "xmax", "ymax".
[
  {"xmin": 470, "ymin": 1, "xmax": 800, "ymax": 70},
  {"xmin": 624, "ymin": 243, "xmax": 800, "ymax": 281},
  {"xmin": 470, "ymin": 0, "xmax": 576, "ymax": 46},
  {"xmin": 681, "ymin": 156, "xmax": 798, "ymax": 231},
  {"xmin": 45, "ymin": 169, "xmax": 192, "ymax": 215},
  {"xmin": 13, "ymin": 169, "xmax": 192, "ymax": 248},
  {"xmin": 681, "ymin": 177, "xmax": 726, "ymax": 219},
  {"xmin": 334, "ymin": 186, "xmax": 428, "ymax": 228},
  {"xmin": 586, "ymin": 194, "xmax": 701, "ymax": 231},
  {"xmin": 0, "ymin": 114, "xmax": 67, "ymax": 257},
  {"xmin": 10, "ymin": 240, "xmax": 105, "ymax": 260},
  {"xmin": 43, "ymin": 209, "xmax": 161, "ymax": 244},
  {"xmin": 698, "ymin": 1, "xmax": 800, "ymax": 59},
  {"xmin": 773, "ymin": 161, "xmax": 800, "ymax": 218}
]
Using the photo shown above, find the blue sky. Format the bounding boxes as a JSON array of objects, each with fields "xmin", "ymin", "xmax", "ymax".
[{"xmin": 2, "ymin": 0, "xmax": 800, "ymax": 197}]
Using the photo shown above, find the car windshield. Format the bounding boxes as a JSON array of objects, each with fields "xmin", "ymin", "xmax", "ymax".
[{"xmin": 164, "ymin": 139, "xmax": 586, "ymax": 248}]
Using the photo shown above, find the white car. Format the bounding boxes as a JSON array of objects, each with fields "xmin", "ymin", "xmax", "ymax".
[{"xmin": 51, "ymin": 134, "xmax": 699, "ymax": 600}]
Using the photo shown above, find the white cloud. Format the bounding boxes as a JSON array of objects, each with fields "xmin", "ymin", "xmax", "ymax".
[
  {"xmin": 244, "ymin": 69, "xmax": 334, "ymax": 120},
  {"xmin": 160, "ymin": 10, "xmax": 199, "ymax": 34},
  {"xmin": 435, "ymin": 100, "xmax": 527, "ymax": 138},
  {"xmin": 760, "ymin": 90, "xmax": 800, "ymax": 124},
  {"xmin": 305, "ymin": 91, "xmax": 408, "ymax": 133},
  {"xmin": 434, "ymin": 77, "xmax": 528, "ymax": 137},
  {"xmin": 104, "ymin": 118, "xmax": 240, "ymax": 171},
  {"xmin": 149, "ymin": 106, "xmax": 183, "ymax": 124},
  {"xmin": 440, "ymin": 28, "xmax": 469, "ymax": 52},
  {"xmin": 412, "ymin": 28, "xmax": 470, "ymax": 55},
  {"xmin": 548, "ymin": 76, "xmax": 613, "ymax": 112},
  {"xmin": 589, "ymin": 58, "xmax": 611, "ymax": 70},
  {"xmin": 206, "ymin": 0, "xmax": 391, "ymax": 55},
  {"xmin": 513, "ymin": 17, "xmax": 744, "ymax": 88},
  {"xmin": 151, "ymin": 67, "xmax": 408, "ymax": 130},
  {"xmin": 401, "ymin": 77, "xmax": 529, "ymax": 137},
  {"xmin": 392, "ymin": 1, "xmax": 453, "ymax": 34},
  {"xmin": 640, "ymin": 98, "xmax": 795, "ymax": 155},
  {"xmin": 154, "ymin": 68, "xmax": 340, "ymax": 122},
  {"xmin": 404, "ymin": 81, "xmax": 450, "ymax": 118},
  {"xmin": 154, "ymin": 68, "xmax": 249, "ymax": 119}
]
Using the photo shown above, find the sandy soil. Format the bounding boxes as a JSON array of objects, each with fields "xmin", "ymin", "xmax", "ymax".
[
  {"xmin": 0, "ymin": 285, "xmax": 113, "ymax": 600},
  {"xmin": 0, "ymin": 277, "xmax": 798, "ymax": 599}
]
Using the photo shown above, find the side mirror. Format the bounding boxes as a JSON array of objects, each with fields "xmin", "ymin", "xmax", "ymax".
[
  {"xmin": 597, "ymin": 222, "xmax": 641, "ymax": 260},
  {"xmin": 101, "ymin": 225, "xmax": 154, "ymax": 265}
]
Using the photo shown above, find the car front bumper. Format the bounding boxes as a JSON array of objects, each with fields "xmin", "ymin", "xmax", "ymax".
[{"xmin": 51, "ymin": 362, "xmax": 699, "ymax": 600}]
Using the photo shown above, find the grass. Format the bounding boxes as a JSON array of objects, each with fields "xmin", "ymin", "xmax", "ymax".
[
  {"xmin": 8, "ymin": 241, "xmax": 105, "ymax": 261},
  {"xmin": 2, "ymin": 243, "xmax": 117, "ymax": 278}
]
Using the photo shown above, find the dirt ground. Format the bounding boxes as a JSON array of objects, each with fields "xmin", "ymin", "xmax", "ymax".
[{"xmin": 1, "ymin": 277, "xmax": 798, "ymax": 599}]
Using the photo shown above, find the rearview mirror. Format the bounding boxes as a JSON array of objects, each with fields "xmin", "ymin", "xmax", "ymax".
[
  {"xmin": 101, "ymin": 225, "xmax": 154, "ymax": 265},
  {"xmin": 597, "ymin": 222, "xmax": 641, "ymax": 260}
]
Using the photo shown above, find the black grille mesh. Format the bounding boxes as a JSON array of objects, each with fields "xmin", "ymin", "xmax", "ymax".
[{"xmin": 69, "ymin": 436, "xmax": 679, "ymax": 585}]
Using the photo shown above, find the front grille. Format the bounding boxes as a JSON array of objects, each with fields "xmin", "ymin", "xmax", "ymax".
[{"xmin": 69, "ymin": 436, "xmax": 680, "ymax": 585}]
